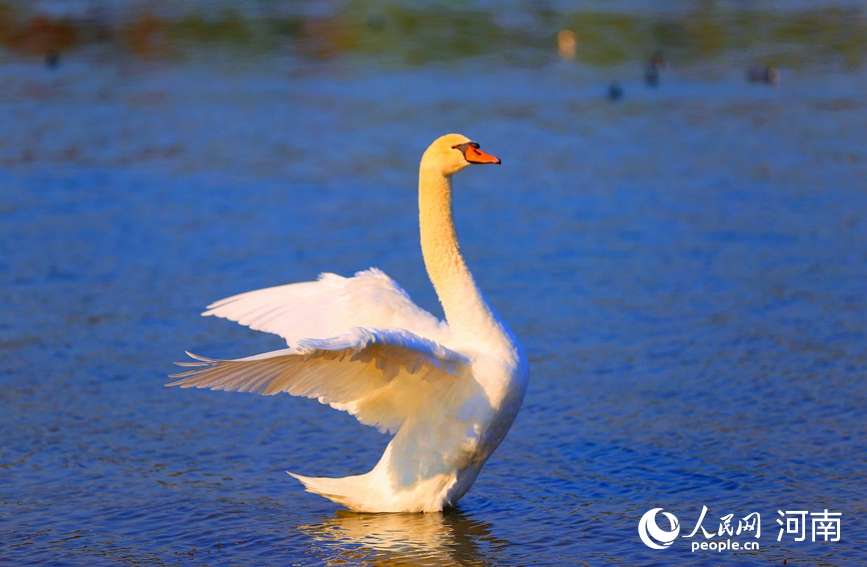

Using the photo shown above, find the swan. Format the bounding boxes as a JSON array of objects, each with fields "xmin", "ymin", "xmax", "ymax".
[{"xmin": 168, "ymin": 134, "xmax": 529, "ymax": 513}]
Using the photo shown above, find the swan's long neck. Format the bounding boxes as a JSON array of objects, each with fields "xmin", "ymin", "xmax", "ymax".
[{"xmin": 419, "ymin": 166, "xmax": 498, "ymax": 342}]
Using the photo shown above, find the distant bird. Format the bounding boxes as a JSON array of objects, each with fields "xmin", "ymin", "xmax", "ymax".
[
  {"xmin": 644, "ymin": 52, "xmax": 667, "ymax": 87},
  {"xmin": 608, "ymin": 81, "xmax": 623, "ymax": 101},
  {"xmin": 366, "ymin": 13, "xmax": 387, "ymax": 31},
  {"xmin": 169, "ymin": 134, "xmax": 529, "ymax": 513},
  {"xmin": 557, "ymin": 29, "xmax": 577, "ymax": 59},
  {"xmin": 747, "ymin": 65, "xmax": 780, "ymax": 85},
  {"xmin": 46, "ymin": 50, "xmax": 60, "ymax": 69}
]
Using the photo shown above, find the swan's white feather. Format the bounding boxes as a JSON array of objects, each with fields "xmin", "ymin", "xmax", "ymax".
[
  {"xmin": 169, "ymin": 326, "xmax": 469, "ymax": 434},
  {"xmin": 202, "ymin": 268, "xmax": 451, "ymax": 347}
]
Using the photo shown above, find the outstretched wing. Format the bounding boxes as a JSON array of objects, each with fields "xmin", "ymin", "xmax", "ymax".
[
  {"xmin": 202, "ymin": 268, "xmax": 451, "ymax": 347},
  {"xmin": 168, "ymin": 327, "xmax": 470, "ymax": 433}
]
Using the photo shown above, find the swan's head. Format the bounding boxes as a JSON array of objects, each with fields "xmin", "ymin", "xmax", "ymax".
[{"xmin": 421, "ymin": 133, "xmax": 500, "ymax": 177}]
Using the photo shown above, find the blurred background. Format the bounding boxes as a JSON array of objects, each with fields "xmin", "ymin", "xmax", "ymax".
[{"xmin": 1, "ymin": 1, "xmax": 866, "ymax": 566}]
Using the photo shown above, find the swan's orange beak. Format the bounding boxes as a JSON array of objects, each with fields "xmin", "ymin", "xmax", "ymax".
[{"xmin": 465, "ymin": 146, "xmax": 501, "ymax": 165}]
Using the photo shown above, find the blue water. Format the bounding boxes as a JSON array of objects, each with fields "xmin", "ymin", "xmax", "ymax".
[{"xmin": 2, "ymin": 11, "xmax": 867, "ymax": 566}]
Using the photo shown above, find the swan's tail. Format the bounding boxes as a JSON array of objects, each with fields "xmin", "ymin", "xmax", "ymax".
[{"xmin": 288, "ymin": 471, "xmax": 373, "ymax": 511}]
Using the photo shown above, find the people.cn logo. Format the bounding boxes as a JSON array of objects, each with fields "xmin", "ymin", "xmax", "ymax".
[{"xmin": 638, "ymin": 508, "xmax": 681, "ymax": 549}]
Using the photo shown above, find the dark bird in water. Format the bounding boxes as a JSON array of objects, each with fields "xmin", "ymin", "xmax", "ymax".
[
  {"xmin": 607, "ymin": 81, "xmax": 623, "ymax": 101},
  {"xmin": 366, "ymin": 13, "xmax": 387, "ymax": 31},
  {"xmin": 747, "ymin": 65, "xmax": 780, "ymax": 85},
  {"xmin": 46, "ymin": 50, "xmax": 60, "ymax": 69},
  {"xmin": 644, "ymin": 52, "xmax": 667, "ymax": 87}
]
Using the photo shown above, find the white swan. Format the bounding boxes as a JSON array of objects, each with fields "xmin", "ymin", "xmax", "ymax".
[{"xmin": 168, "ymin": 134, "xmax": 529, "ymax": 513}]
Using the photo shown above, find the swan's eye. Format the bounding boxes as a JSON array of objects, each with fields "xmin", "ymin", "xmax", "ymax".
[
  {"xmin": 451, "ymin": 142, "xmax": 479, "ymax": 155},
  {"xmin": 451, "ymin": 142, "xmax": 481, "ymax": 150}
]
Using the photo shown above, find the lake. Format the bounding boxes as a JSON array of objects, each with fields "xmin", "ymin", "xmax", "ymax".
[{"xmin": 1, "ymin": 3, "xmax": 866, "ymax": 565}]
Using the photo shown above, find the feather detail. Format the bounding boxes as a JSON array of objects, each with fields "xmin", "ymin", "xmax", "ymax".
[
  {"xmin": 202, "ymin": 268, "xmax": 451, "ymax": 348},
  {"xmin": 168, "ymin": 327, "xmax": 469, "ymax": 434}
]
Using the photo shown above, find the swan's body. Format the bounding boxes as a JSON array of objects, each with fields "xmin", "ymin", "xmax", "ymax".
[{"xmin": 169, "ymin": 134, "xmax": 528, "ymax": 512}]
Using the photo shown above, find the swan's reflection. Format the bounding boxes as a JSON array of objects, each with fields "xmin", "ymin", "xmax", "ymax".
[{"xmin": 302, "ymin": 508, "xmax": 509, "ymax": 567}]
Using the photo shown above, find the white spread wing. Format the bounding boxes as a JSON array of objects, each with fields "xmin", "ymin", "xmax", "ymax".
[
  {"xmin": 168, "ymin": 327, "xmax": 470, "ymax": 433},
  {"xmin": 202, "ymin": 268, "xmax": 450, "ymax": 347}
]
